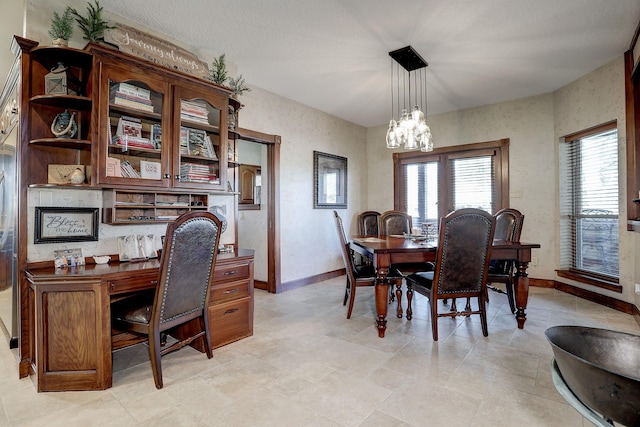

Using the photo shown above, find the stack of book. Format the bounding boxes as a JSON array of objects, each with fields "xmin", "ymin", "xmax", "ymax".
[
  {"xmin": 110, "ymin": 82, "xmax": 154, "ymax": 112},
  {"xmin": 112, "ymin": 116, "xmax": 155, "ymax": 149},
  {"xmin": 181, "ymin": 100, "xmax": 209, "ymax": 124},
  {"xmin": 120, "ymin": 160, "xmax": 141, "ymax": 178},
  {"xmin": 180, "ymin": 162, "xmax": 217, "ymax": 183}
]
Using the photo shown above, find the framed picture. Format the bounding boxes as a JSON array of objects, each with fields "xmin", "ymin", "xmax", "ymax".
[
  {"xmin": 313, "ymin": 151, "xmax": 347, "ymax": 209},
  {"xmin": 34, "ymin": 207, "xmax": 99, "ymax": 244},
  {"xmin": 53, "ymin": 248, "xmax": 85, "ymax": 269}
]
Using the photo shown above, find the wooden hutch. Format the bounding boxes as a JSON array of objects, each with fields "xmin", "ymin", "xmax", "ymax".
[{"xmin": 0, "ymin": 36, "xmax": 253, "ymax": 391}]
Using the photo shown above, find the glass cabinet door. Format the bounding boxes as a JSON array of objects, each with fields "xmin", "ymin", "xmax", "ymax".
[
  {"xmin": 97, "ymin": 64, "xmax": 170, "ymax": 187},
  {"xmin": 173, "ymin": 85, "xmax": 228, "ymax": 191}
]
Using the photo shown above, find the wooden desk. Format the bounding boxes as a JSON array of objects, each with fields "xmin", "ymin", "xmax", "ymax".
[
  {"xmin": 350, "ymin": 237, "xmax": 540, "ymax": 338},
  {"xmin": 25, "ymin": 249, "xmax": 254, "ymax": 392}
]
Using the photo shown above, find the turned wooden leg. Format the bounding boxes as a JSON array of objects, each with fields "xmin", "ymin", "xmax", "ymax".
[
  {"xmin": 406, "ymin": 283, "xmax": 413, "ymax": 320},
  {"xmin": 395, "ymin": 281, "xmax": 403, "ymax": 318}
]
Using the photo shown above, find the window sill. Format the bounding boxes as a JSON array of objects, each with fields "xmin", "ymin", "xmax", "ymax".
[{"xmin": 556, "ymin": 269, "xmax": 621, "ymax": 293}]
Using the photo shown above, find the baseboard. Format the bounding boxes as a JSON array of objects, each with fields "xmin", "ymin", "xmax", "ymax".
[
  {"xmin": 533, "ymin": 279, "xmax": 637, "ymax": 315},
  {"xmin": 280, "ymin": 268, "xmax": 345, "ymax": 293}
]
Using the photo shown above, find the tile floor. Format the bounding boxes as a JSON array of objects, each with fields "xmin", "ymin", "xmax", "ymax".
[{"xmin": 0, "ymin": 278, "xmax": 638, "ymax": 426}]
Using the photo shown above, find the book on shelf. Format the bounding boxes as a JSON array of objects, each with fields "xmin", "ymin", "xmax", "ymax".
[
  {"xmin": 139, "ymin": 160, "xmax": 161, "ymax": 180},
  {"xmin": 180, "ymin": 162, "xmax": 218, "ymax": 182},
  {"xmin": 116, "ymin": 116, "xmax": 142, "ymax": 138},
  {"xmin": 105, "ymin": 157, "xmax": 122, "ymax": 177},
  {"xmin": 179, "ymin": 127, "xmax": 189, "ymax": 154},
  {"xmin": 111, "ymin": 82, "xmax": 151, "ymax": 100},
  {"xmin": 111, "ymin": 91, "xmax": 153, "ymax": 106},
  {"xmin": 112, "ymin": 96, "xmax": 155, "ymax": 112},
  {"xmin": 187, "ymin": 128, "xmax": 210, "ymax": 157},
  {"xmin": 205, "ymin": 135, "xmax": 217, "ymax": 160},
  {"xmin": 180, "ymin": 112, "xmax": 209, "ymax": 124},
  {"xmin": 112, "ymin": 135, "xmax": 155, "ymax": 149},
  {"xmin": 151, "ymin": 123, "xmax": 162, "ymax": 149},
  {"xmin": 120, "ymin": 160, "xmax": 141, "ymax": 178}
]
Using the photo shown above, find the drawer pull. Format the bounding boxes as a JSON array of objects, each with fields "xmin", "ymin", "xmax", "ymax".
[
  {"xmin": 223, "ymin": 270, "xmax": 238, "ymax": 276},
  {"xmin": 224, "ymin": 308, "xmax": 239, "ymax": 315},
  {"xmin": 224, "ymin": 288, "xmax": 239, "ymax": 294}
]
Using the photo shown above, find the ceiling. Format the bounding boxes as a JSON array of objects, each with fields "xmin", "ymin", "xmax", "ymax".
[{"xmin": 97, "ymin": 0, "xmax": 640, "ymax": 128}]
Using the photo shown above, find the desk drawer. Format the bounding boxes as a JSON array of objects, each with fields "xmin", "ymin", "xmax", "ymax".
[
  {"xmin": 213, "ymin": 262, "xmax": 250, "ymax": 283},
  {"xmin": 209, "ymin": 297, "xmax": 252, "ymax": 349},
  {"xmin": 108, "ymin": 274, "xmax": 157, "ymax": 295},
  {"xmin": 210, "ymin": 279, "xmax": 250, "ymax": 305}
]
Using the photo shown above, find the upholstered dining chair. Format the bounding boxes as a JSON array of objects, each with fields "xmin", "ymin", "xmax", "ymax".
[
  {"xmin": 379, "ymin": 210, "xmax": 412, "ymax": 237},
  {"xmin": 405, "ymin": 208, "xmax": 496, "ymax": 341},
  {"xmin": 358, "ymin": 210, "xmax": 380, "ymax": 237},
  {"xmin": 334, "ymin": 210, "xmax": 378, "ymax": 319},
  {"xmin": 486, "ymin": 208, "xmax": 525, "ymax": 313},
  {"xmin": 111, "ymin": 211, "xmax": 222, "ymax": 389}
]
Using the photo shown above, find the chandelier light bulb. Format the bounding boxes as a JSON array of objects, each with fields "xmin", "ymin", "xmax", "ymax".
[{"xmin": 386, "ymin": 119, "xmax": 400, "ymax": 148}]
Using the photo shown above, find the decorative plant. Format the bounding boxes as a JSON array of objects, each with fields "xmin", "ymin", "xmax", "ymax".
[
  {"xmin": 209, "ymin": 54, "xmax": 229, "ymax": 85},
  {"xmin": 68, "ymin": 0, "xmax": 114, "ymax": 43},
  {"xmin": 48, "ymin": 7, "xmax": 74, "ymax": 41},
  {"xmin": 229, "ymin": 74, "xmax": 251, "ymax": 97}
]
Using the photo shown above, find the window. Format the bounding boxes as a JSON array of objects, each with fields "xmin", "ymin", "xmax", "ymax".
[
  {"xmin": 559, "ymin": 122, "xmax": 619, "ymax": 281},
  {"xmin": 394, "ymin": 139, "xmax": 509, "ymax": 227}
]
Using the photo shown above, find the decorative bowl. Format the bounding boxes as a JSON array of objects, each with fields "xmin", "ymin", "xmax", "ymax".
[
  {"xmin": 92, "ymin": 255, "xmax": 110, "ymax": 265},
  {"xmin": 545, "ymin": 326, "xmax": 640, "ymax": 426}
]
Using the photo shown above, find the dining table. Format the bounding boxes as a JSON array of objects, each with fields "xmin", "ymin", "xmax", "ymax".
[{"xmin": 350, "ymin": 235, "xmax": 541, "ymax": 338}]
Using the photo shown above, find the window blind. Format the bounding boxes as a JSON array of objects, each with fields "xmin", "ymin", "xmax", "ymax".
[
  {"xmin": 559, "ymin": 127, "xmax": 618, "ymax": 278},
  {"xmin": 450, "ymin": 155, "xmax": 495, "ymax": 213}
]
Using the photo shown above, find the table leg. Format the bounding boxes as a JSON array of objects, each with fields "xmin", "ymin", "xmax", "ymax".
[
  {"xmin": 514, "ymin": 261, "xmax": 530, "ymax": 329},
  {"xmin": 374, "ymin": 278, "xmax": 388, "ymax": 338}
]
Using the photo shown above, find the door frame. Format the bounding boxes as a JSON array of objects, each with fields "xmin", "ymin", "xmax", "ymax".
[{"xmin": 234, "ymin": 127, "xmax": 281, "ymax": 293}]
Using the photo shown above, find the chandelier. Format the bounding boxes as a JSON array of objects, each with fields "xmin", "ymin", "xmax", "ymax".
[{"xmin": 385, "ymin": 46, "xmax": 432, "ymax": 152}]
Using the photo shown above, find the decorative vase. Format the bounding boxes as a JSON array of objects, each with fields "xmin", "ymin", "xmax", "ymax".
[
  {"xmin": 52, "ymin": 38, "xmax": 68, "ymax": 47},
  {"xmin": 50, "ymin": 109, "xmax": 77, "ymax": 139},
  {"xmin": 69, "ymin": 168, "xmax": 85, "ymax": 184}
]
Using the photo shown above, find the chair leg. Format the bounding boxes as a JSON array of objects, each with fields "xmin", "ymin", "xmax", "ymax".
[
  {"xmin": 465, "ymin": 297, "xmax": 472, "ymax": 316},
  {"xmin": 505, "ymin": 280, "xmax": 516, "ymax": 314},
  {"xmin": 431, "ymin": 295, "xmax": 439, "ymax": 341},
  {"xmin": 202, "ymin": 318, "xmax": 213, "ymax": 359},
  {"xmin": 343, "ymin": 277, "xmax": 350, "ymax": 306},
  {"xmin": 406, "ymin": 283, "xmax": 413, "ymax": 320},
  {"xmin": 395, "ymin": 281, "xmax": 403, "ymax": 318},
  {"xmin": 346, "ymin": 277, "xmax": 356, "ymax": 319},
  {"xmin": 149, "ymin": 329, "xmax": 164, "ymax": 389},
  {"xmin": 479, "ymin": 294, "xmax": 488, "ymax": 337}
]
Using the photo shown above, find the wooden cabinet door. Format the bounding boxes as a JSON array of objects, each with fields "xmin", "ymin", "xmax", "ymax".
[
  {"xmin": 172, "ymin": 84, "xmax": 228, "ymax": 191},
  {"xmin": 96, "ymin": 62, "xmax": 171, "ymax": 188}
]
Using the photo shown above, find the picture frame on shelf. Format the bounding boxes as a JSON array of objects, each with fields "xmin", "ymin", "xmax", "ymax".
[
  {"xmin": 53, "ymin": 248, "xmax": 85, "ymax": 269},
  {"xmin": 34, "ymin": 207, "xmax": 99, "ymax": 244},
  {"xmin": 313, "ymin": 151, "xmax": 347, "ymax": 209}
]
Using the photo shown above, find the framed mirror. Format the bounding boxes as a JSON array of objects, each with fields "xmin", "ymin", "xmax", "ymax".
[{"xmin": 313, "ymin": 151, "xmax": 347, "ymax": 209}]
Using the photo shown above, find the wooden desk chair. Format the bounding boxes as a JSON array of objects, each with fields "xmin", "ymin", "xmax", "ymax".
[
  {"xmin": 111, "ymin": 211, "xmax": 222, "ymax": 389},
  {"xmin": 486, "ymin": 208, "xmax": 524, "ymax": 313},
  {"xmin": 358, "ymin": 211, "xmax": 380, "ymax": 237},
  {"xmin": 405, "ymin": 208, "xmax": 496, "ymax": 341}
]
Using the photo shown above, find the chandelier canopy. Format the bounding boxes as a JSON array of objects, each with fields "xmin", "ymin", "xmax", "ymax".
[{"xmin": 385, "ymin": 46, "xmax": 432, "ymax": 152}]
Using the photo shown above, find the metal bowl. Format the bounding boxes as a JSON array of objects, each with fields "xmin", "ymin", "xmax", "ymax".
[{"xmin": 545, "ymin": 326, "xmax": 640, "ymax": 426}]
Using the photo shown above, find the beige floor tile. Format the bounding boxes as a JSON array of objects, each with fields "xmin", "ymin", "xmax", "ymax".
[{"xmin": 0, "ymin": 278, "xmax": 638, "ymax": 426}]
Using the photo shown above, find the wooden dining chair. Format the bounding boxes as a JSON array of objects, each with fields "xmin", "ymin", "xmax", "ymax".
[
  {"xmin": 405, "ymin": 208, "xmax": 496, "ymax": 341},
  {"xmin": 379, "ymin": 210, "xmax": 412, "ymax": 237},
  {"xmin": 111, "ymin": 211, "xmax": 222, "ymax": 389},
  {"xmin": 334, "ymin": 210, "xmax": 378, "ymax": 319},
  {"xmin": 486, "ymin": 208, "xmax": 525, "ymax": 313},
  {"xmin": 358, "ymin": 210, "xmax": 380, "ymax": 237}
]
